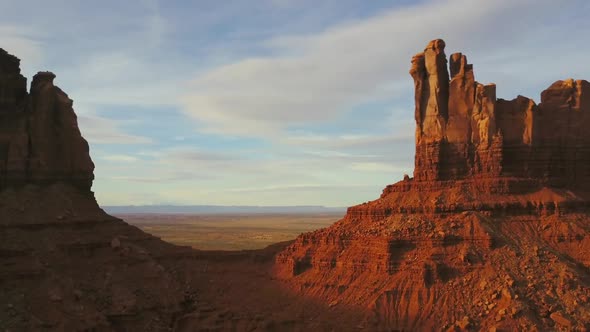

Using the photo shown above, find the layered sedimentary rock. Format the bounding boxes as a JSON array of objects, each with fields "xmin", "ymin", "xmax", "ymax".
[{"xmin": 275, "ymin": 40, "xmax": 590, "ymax": 331}]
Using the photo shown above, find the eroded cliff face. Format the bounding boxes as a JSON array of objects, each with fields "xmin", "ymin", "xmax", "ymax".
[
  {"xmin": 0, "ymin": 51, "xmax": 94, "ymax": 191},
  {"xmin": 275, "ymin": 40, "xmax": 590, "ymax": 331},
  {"xmin": 411, "ymin": 39, "xmax": 590, "ymax": 189}
]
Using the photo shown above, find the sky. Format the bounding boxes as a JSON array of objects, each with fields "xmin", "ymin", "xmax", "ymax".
[{"xmin": 1, "ymin": 0, "xmax": 589, "ymax": 207}]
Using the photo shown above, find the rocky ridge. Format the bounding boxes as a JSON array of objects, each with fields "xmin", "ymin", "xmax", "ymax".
[{"xmin": 275, "ymin": 40, "xmax": 590, "ymax": 331}]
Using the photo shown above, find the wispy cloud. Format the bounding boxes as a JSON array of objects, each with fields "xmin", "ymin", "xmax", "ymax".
[
  {"xmin": 284, "ymin": 133, "xmax": 412, "ymax": 149},
  {"xmin": 101, "ymin": 155, "xmax": 139, "ymax": 163},
  {"xmin": 224, "ymin": 183, "xmax": 379, "ymax": 193},
  {"xmin": 181, "ymin": 0, "xmax": 568, "ymax": 138},
  {"xmin": 78, "ymin": 114, "xmax": 152, "ymax": 145},
  {"xmin": 0, "ymin": 25, "xmax": 43, "ymax": 76},
  {"xmin": 350, "ymin": 162, "xmax": 406, "ymax": 173}
]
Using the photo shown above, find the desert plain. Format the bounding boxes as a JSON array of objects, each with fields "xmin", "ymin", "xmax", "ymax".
[{"xmin": 122, "ymin": 213, "xmax": 340, "ymax": 250}]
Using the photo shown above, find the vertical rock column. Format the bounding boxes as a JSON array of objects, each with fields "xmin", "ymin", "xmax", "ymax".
[
  {"xmin": 444, "ymin": 53, "xmax": 475, "ymax": 178},
  {"xmin": 411, "ymin": 39, "xmax": 449, "ymax": 181},
  {"xmin": 447, "ymin": 52, "xmax": 475, "ymax": 144},
  {"xmin": 471, "ymin": 83, "xmax": 501, "ymax": 175},
  {"xmin": 495, "ymin": 96, "xmax": 535, "ymax": 177},
  {"xmin": 27, "ymin": 71, "xmax": 95, "ymax": 190},
  {"xmin": 534, "ymin": 79, "xmax": 590, "ymax": 186},
  {"xmin": 0, "ymin": 48, "xmax": 95, "ymax": 191}
]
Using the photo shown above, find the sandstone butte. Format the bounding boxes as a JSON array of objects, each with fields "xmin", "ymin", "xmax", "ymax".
[
  {"xmin": 0, "ymin": 39, "xmax": 589, "ymax": 331},
  {"xmin": 274, "ymin": 39, "xmax": 590, "ymax": 331}
]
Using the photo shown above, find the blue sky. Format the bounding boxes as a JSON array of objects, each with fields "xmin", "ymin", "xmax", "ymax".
[{"xmin": 1, "ymin": 0, "xmax": 589, "ymax": 206}]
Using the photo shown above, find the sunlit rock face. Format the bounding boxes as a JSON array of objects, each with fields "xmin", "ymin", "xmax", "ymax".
[
  {"xmin": 410, "ymin": 39, "xmax": 590, "ymax": 189},
  {"xmin": 275, "ymin": 40, "xmax": 590, "ymax": 331}
]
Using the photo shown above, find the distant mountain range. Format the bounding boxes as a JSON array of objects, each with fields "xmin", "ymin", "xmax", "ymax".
[{"xmin": 102, "ymin": 205, "xmax": 347, "ymax": 214}]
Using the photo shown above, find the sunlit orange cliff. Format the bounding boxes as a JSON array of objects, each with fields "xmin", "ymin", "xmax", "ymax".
[{"xmin": 274, "ymin": 39, "xmax": 590, "ymax": 330}]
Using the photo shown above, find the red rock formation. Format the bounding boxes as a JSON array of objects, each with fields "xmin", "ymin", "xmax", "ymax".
[
  {"xmin": 275, "ymin": 40, "xmax": 590, "ymax": 331},
  {"xmin": 410, "ymin": 39, "xmax": 590, "ymax": 188}
]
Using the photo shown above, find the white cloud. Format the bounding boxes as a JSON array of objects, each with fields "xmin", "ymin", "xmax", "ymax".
[
  {"xmin": 1, "ymin": 1, "xmax": 184, "ymax": 109},
  {"xmin": 350, "ymin": 162, "xmax": 405, "ymax": 173},
  {"xmin": 283, "ymin": 133, "xmax": 411, "ymax": 150},
  {"xmin": 0, "ymin": 29, "xmax": 155, "ymax": 147},
  {"xmin": 78, "ymin": 114, "xmax": 152, "ymax": 145},
  {"xmin": 0, "ymin": 6, "xmax": 168, "ymax": 147},
  {"xmin": 181, "ymin": 0, "xmax": 566, "ymax": 138},
  {"xmin": 0, "ymin": 25, "xmax": 43, "ymax": 77},
  {"xmin": 56, "ymin": 51, "xmax": 185, "ymax": 108},
  {"xmin": 224, "ymin": 183, "xmax": 377, "ymax": 193},
  {"xmin": 101, "ymin": 155, "xmax": 139, "ymax": 163}
]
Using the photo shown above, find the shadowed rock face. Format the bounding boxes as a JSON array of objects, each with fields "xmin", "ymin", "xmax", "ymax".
[
  {"xmin": 275, "ymin": 40, "xmax": 590, "ymax": 331},
  {"xmin": 0, "ymin": 48, "xmax": 205, "ymax": 331},
  {"xmin": 411, "ymin": 39, "xmax": 590, "ymax": 188},
  {"xmin": 0, "ymin": 50, "xmax": 93, "ymax": 191},
  {"xmin": 0, "ymin": 48, "xmax": 194, "ymax": 331}
]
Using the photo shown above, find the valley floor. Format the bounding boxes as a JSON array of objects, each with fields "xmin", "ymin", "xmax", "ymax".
[
  {"xmin": 176, "ymin": 243, "xmax": 367, "ymax": 331},
  {"xmin": 123, "ymin": 213, "xmax": 339, "ymax": 250}
]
